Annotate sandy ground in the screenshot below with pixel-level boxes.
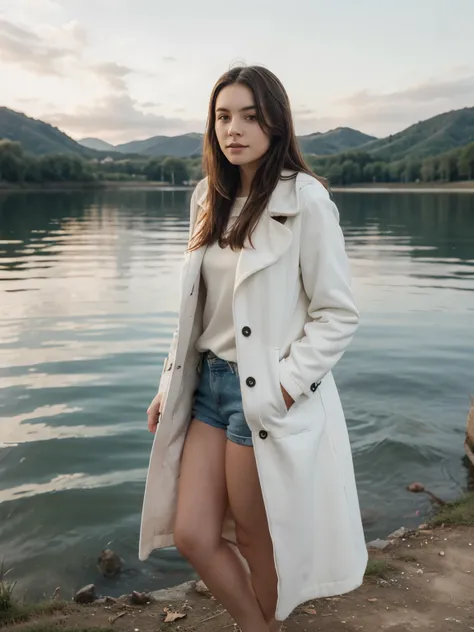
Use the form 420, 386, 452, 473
6, 524, 474, 632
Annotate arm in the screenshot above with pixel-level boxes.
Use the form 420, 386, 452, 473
279, 182, 359, 401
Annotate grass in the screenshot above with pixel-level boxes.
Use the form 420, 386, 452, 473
0, 600, 70, 627
393, 553, 418, 563
1, 558, 72, 628
430, 492, 474, 527
0, 560, 16, 612
364, 558, 394, 579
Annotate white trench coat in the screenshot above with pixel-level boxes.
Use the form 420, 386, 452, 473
139, 171, 368, 621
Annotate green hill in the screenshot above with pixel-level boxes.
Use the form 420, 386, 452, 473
79, 137, 117, 152
361, 107, 474, 161
115, 133, 203, 157
103, 129, 375, 158
298, 127, 375, 155
4, 105, 474, 164
0, 107, 95, 157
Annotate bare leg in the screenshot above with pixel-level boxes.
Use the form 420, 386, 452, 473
226, 441, 281, 630
174, 420, 270, 632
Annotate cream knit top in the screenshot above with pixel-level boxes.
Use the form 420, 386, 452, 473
196, 197, 247, 362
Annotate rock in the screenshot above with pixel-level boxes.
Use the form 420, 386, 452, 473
74, 584, 97, 604
388, 527, 407, 539
418, 524, 429, 530
367, 538, 391, 551
95, 596, 117, 605
416, 569, 424, 575
149, 581, 196, 603
439, 551, 445, 557
194, 580, 211, 596
98, 549, 122, 578
407, 483, 425, 493
130, 591, 150, 605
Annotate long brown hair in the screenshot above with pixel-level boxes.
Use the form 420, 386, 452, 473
189, 65, 326, 251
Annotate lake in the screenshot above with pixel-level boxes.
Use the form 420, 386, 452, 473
0, 188, 473, 600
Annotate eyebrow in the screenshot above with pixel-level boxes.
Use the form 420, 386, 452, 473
216, 105, 257, 113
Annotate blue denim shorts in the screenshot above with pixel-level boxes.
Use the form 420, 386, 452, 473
191, 351, 253, 447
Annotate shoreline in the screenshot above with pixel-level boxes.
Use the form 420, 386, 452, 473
0, 181, 193, 193
2, 492, 473, 632
1, 180, 474, 193
331, 181, 474, 193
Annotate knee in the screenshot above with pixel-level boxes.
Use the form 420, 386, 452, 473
174, 524, 217, 562
174, 525, 198, 559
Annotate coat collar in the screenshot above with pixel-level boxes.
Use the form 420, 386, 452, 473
196, 169, 302, 217
187, 170, 307, 298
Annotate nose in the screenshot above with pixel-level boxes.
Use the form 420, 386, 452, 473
227, 117, 242, 137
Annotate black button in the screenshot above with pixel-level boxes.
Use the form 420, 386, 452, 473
310, 381, 321, 392
259, 430, 268, 439
246, 377, 256, 387
242, 326, 251, 337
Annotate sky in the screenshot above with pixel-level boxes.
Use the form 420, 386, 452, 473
1, 0, 473, 144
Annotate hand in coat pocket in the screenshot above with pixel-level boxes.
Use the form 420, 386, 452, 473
280, 384, 295, 410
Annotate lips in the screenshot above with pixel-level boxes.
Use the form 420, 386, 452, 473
228, 143, 247, 149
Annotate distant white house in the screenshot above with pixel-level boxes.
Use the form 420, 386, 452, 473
100, 156, 114, 164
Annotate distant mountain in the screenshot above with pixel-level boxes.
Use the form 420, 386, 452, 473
79, 137, 117, 152
0, 107, 94, 157
93, 128, 375, 159
360, 107, 474, 161
298, 127, 375, 155
4, 105, 474, 163
115, 133, 204, 157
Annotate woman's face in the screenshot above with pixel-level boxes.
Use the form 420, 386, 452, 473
214, 83, 270, 168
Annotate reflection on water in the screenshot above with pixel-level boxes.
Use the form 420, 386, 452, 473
0, 188, 473, 599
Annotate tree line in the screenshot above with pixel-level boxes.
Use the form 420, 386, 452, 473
0, 141, 202, 185
1, 138, 474, 186
306, 143, 474, 185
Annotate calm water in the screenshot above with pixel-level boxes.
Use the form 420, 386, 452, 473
0, 188, 473, 600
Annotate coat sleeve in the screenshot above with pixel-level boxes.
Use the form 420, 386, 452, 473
157, 180, 206, 395
278, 181, 359, 401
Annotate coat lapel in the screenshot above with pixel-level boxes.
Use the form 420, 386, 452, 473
234, 172, 300, 292
183, 171, 302, 299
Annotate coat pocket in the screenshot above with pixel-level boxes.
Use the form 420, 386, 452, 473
261, 348, 323, 439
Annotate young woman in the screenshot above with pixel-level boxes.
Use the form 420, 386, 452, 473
139, 66, 368, 632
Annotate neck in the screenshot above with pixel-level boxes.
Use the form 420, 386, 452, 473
238, 162, 258, 197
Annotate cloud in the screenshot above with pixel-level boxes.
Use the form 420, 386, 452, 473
341, 74, 474, 108
91, 61, 132, 92
140, 101, 161, 108
163, 56, 177, 63
291, 71, 474, 138
44, 93, 205, 143
0, 17, 84, 75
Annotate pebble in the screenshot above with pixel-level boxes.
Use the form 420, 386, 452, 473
439, 551, 445, 557
416, 569, 423, 575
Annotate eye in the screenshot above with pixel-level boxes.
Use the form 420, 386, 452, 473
217, 114, 229, 121
245, 114, 257, 121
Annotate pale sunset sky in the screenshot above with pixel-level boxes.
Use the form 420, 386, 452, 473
1, 0, 473, 144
